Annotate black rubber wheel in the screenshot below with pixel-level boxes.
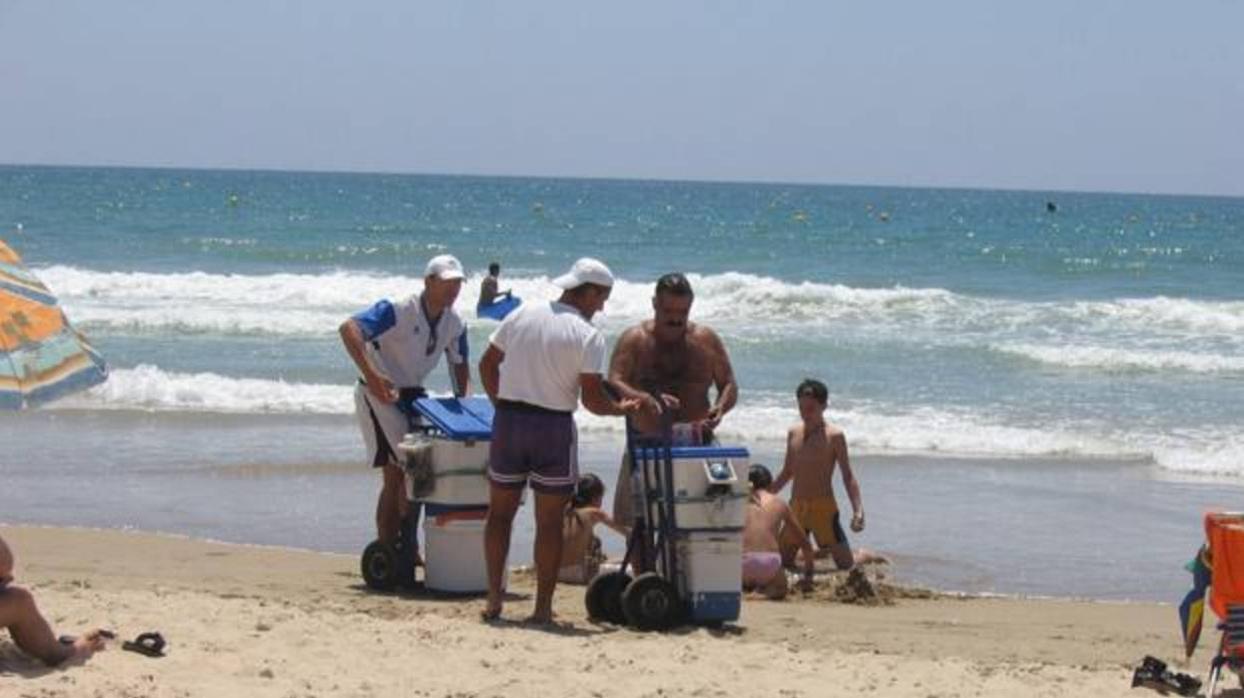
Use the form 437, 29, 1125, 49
585, 571, 632, 624
621, 572, 683, 631
361, 540, 399, 591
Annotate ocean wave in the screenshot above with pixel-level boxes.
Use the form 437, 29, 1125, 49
50, 365, 1242, 475
56, 365, 349, 414
992, 343, 1244, 375
36, 266, 1244, 343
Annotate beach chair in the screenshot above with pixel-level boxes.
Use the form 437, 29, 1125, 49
1203, 512, 1244, 697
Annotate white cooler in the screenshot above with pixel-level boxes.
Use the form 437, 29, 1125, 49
635, 446, 749, 530
675, 532, 743, 622
423, 509, 505, 593
400, 437, 491, 506
396, 396, 495, 507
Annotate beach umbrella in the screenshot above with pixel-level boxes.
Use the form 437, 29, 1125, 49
0, 238, 107, 409
1178, 544, 1212, 660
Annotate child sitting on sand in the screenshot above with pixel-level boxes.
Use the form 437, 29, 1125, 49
770, 378, 883, 570
559, 474, 629, 584
743, 464, 814, 599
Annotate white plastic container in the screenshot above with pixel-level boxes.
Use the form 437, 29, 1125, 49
399, 436, 491, 506
671, 491, 747, 530
676, 533, 742, 595
423, 515, 497, 593
675, 532, 743, 622
636, 446, 749, 530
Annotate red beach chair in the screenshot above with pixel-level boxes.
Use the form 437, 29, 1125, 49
1204, 512, 1244, 697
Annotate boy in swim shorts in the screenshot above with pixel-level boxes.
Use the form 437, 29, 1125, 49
770, 379, 867, 570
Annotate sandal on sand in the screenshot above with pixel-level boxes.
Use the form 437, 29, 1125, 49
122, 632, 167, 658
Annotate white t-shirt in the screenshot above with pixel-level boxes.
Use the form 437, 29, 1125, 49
489, 300, 606, 412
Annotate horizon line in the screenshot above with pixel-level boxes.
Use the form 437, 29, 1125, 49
1, 159, 1240, 203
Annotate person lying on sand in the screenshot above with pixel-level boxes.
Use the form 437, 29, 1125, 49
743, 465, 814, 600
0, 533, 108, 666
559, 474, 629, 585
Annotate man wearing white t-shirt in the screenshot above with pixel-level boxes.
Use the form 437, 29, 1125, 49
478, 257, 644, 624
340, 254, 472, 551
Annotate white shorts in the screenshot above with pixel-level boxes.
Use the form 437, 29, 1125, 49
354, 383, 410, 468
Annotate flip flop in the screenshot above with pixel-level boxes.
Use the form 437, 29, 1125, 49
122, 632, 166, 658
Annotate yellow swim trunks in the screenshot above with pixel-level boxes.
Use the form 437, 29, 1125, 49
792, 496, 848, 548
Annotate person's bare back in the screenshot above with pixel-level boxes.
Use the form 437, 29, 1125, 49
743, 466, 814, 599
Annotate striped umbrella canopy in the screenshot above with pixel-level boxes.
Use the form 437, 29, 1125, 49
0, 238, 107, 409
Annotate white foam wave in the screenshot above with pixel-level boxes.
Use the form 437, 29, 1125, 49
57, 365, 351, 414
994, 343, 1244, 375
1066, 297, 1244, 335
1153, 435, 1244, 476
34, 266, 1244, 346
50, 364, 1243, 475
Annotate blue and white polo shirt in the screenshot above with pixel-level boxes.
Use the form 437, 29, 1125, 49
352, 293, 469, 388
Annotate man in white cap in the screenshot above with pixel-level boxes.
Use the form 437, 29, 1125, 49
478, 257, 646, 624
340, 254, 472, 551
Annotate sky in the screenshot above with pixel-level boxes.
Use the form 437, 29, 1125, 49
0, 1, 1241, 196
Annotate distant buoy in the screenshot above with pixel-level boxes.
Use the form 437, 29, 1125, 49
878, 212, 890, 222
228, 194, 240, 207
1046, 201, 1057, 213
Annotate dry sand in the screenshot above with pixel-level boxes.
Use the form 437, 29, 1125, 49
0, 525, 1203, 697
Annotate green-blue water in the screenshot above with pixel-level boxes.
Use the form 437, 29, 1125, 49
2, 164, 1242, 600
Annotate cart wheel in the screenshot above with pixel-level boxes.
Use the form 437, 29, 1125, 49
361, 540, 399, 591
622, 572, 683, 631
585, 571, 631, 624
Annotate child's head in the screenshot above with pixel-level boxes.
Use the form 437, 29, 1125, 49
748, 464, 773, 491
572, 473, 606, 508
795, 378, 829, 420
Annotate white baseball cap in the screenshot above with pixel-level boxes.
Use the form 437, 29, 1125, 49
552, 257, 615, 290
424, 254, 465, 280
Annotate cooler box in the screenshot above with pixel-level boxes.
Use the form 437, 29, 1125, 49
675, 532, 743, 622
398, 397, 495, 507
423, 504, 501, 593
634, 446, 749, 531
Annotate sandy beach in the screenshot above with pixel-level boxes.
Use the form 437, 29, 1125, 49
0, 524, 1195, 698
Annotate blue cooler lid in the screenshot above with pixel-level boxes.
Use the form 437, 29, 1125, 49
635, 446, 749, 460
413, 396, 494, 440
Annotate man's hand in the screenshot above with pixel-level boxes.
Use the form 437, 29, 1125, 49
365, 373, 397, 403
703, 405, 724, 430
619, 397, 645, 415
850, 511, 865, 533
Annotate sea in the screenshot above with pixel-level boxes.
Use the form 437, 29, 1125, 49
1, 164, 1241, 602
